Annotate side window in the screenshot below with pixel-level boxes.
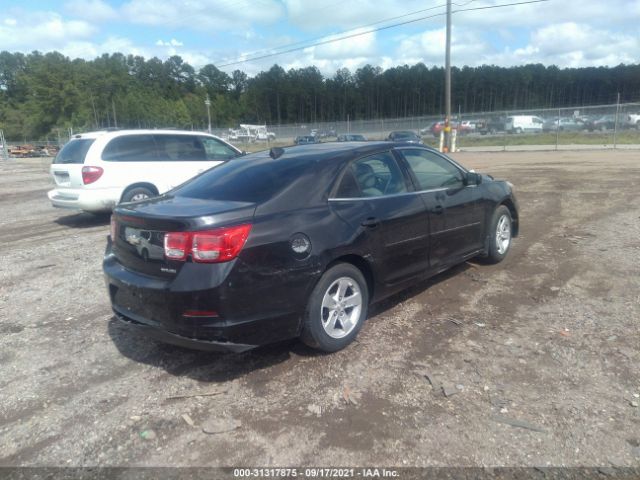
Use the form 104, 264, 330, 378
338, 152, 408, 198
401, 149, 464, 190
154, 135, 207, 161
335, 169, 361, 198
200, 137, 239, 161
102, 135, 157, 162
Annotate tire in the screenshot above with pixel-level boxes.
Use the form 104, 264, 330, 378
121, 186, 155, 204
515, 127, 523, 134
301, 263, 369, 352
484, 205, 513, 264
141, 248, 149, 262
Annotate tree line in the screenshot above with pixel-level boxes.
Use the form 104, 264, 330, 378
0, 50, 639, 140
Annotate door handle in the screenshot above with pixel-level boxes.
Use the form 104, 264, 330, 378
432, 205, 444, 215
361, 217, 380, 228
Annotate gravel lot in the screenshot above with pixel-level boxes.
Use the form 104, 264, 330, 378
1, 150, 639, 469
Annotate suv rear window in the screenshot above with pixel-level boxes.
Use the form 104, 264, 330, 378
53, 139, 94, 164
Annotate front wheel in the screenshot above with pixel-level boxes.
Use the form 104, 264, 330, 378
484, 205, 513, 264
301, 263, 369, 352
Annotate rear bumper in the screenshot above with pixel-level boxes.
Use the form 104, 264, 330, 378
113, 306, 256, 353
48, 187, 121, 212
103, 251, 305, 351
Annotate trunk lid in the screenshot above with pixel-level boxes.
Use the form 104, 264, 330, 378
111, 195, 256, 278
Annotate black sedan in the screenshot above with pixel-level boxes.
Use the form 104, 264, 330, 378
337, 134, 367, 142
104, 142, 519, 353
294, 135, 318, 145
387, 130, 423, 144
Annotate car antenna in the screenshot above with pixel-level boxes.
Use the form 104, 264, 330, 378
269, 147, 284, 159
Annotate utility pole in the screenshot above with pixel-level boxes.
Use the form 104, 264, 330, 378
205, 94, 212, 133
444, 0, 452, 152
112, 98, 118, 128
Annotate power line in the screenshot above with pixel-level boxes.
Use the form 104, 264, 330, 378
214, 0, 550, 69
213, 1, 458, 65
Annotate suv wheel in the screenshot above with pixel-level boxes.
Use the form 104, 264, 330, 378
301, 263, 369, 352
121, 186, 155, 204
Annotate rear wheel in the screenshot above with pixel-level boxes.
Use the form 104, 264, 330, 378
121, 186, 155, 204
484, 205, 513, 264
301, 263, 368, 352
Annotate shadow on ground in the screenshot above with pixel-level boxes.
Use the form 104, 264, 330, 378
54, 211, 110, 228
107, 261, 475, 383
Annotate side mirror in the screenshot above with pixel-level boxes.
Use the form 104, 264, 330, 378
464, 171, 482, 185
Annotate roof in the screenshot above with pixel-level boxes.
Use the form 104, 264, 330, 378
73, 129, 223, 140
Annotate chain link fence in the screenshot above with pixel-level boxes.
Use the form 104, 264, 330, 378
217, 102, 640, 152
4, 102, 640, 157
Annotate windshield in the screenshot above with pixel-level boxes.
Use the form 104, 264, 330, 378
173, 154, 315, 203
53, 139, 95, 164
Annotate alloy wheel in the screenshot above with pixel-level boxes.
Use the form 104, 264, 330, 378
320, 277, 362, 339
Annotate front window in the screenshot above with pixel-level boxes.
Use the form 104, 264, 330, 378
335, 152, 408, 198
199, 137, 239, 161
400, 149, 464, 190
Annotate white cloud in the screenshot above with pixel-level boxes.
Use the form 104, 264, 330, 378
0, 11, 95, 51
156, 38, 184, 47
120, 0, 284, 31
483, 23, 640, 67
64, 0, 117, 22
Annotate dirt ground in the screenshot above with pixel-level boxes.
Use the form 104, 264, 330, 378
1, 150, 639, 469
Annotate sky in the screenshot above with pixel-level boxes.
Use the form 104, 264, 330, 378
0, 0, 639, 76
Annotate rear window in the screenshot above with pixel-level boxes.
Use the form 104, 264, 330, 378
53, 139, 94, 164
173, 155, 314, 203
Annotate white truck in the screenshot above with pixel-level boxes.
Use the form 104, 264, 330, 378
229, 124, 276, 142
505, 115, 544, 134
628, 113, 640, 129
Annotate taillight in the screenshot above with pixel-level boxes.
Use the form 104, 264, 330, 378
163, 224, 252, 263
164, 232, 190, 261
82, 166, 103, 184
110, 215, 117, 240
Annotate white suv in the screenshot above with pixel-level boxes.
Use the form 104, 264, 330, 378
48, 129, 242, 213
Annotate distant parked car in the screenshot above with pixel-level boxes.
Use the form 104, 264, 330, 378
627, 113, 640, 129
505, 115, 544, 134
294, 135, 318, 145
542, 117, 586, 132
337, 134, 367, 142
425, 120, 463, 137
387, 130, 423, 144
588, 115, 617, 131
477, 117, 506, 135
47, 129, 242, 213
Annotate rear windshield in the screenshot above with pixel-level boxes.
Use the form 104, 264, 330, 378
173, 155, 314, 203
53, 139, 94, 164
394, 132, 418, 139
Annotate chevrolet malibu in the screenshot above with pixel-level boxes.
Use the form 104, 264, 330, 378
104, 142, 519, 353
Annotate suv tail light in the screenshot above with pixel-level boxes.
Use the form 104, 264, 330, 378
164, 225, 252, 263
82, 166, 104, 184
110, 215, 117, 240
